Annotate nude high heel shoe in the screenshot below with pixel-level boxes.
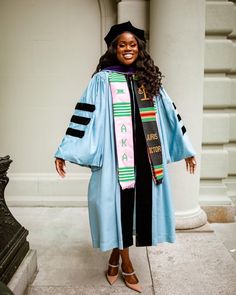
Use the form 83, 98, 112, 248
106, 263, 119, 285
122, 270, 142, 293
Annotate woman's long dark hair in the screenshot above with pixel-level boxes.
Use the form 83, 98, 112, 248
94, 35, 163, 98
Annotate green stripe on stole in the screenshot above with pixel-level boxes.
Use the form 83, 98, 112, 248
109, 72, 127, 82
113, 102, 131, 117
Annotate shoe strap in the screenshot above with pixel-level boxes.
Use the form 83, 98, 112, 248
108, 263, 119, 268
122, 271, 135, 276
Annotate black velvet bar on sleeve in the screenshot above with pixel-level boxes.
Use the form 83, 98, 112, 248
70, 115, 91, 125
75, 102, 95, 112
66, 128, 85, 138
181, 125, 186, 135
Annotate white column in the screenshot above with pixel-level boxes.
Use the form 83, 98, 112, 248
117, 0, 149, 32
150, 0, 207, 229
1, 0, 101, 206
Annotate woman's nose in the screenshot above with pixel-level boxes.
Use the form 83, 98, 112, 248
124, 45, 131, 51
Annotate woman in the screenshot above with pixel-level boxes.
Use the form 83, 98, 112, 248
55, 21, 197, 293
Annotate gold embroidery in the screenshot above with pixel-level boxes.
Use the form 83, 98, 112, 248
148, 146, 161, 154
138, 87, 143, 95
146, 133, 158, 141
138, 85, 149, 101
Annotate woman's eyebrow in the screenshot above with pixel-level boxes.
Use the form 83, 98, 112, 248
118, 40, 136, 44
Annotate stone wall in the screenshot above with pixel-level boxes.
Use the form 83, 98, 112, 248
200, 0, 236, 220
2, 0, 236, 218
0, 0, 116, 206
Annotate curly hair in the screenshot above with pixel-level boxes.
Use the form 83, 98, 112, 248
94, 34, 163, 98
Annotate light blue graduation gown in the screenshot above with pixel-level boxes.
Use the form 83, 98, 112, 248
55, 70, 196, 252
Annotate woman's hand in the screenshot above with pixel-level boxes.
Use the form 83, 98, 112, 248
55, 158, 66, 178
185, 156, 197, 174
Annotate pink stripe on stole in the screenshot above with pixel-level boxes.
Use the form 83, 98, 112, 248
114, 117, 134, 166
110, 82, 130, 103
110, 81, 135, 189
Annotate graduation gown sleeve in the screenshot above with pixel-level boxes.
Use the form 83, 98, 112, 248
157, 86, 196, 164
54, 73, 105, 170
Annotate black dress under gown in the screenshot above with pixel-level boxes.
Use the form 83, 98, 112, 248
120, 75, 153, 248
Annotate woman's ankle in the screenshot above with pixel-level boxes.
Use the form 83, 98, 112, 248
121, 260, 134, 272
109, 248, 120, 265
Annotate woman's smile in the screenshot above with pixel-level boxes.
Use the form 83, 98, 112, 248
123, 53, 133, 59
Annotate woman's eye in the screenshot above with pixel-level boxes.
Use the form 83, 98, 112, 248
118, 43, 137, 49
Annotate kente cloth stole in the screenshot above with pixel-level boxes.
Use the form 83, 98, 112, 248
132, 80, 163, 184
108, 72, 163, 189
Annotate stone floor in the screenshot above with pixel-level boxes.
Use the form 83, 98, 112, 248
9, 207, 236, 295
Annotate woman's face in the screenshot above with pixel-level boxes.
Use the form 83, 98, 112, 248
116, 32, 139, 66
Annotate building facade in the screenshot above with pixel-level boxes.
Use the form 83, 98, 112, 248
0, 0, 235, 226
